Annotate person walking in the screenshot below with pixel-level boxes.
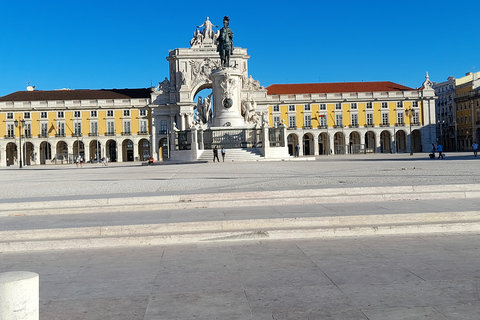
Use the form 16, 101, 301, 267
295, 143, 300, 157
221, 147, 226, 162
213, 146, 220, 162
473, 141, 478, 157
437, 143, 444, 159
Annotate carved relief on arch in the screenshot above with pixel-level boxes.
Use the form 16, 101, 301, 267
189, 58, 221, 89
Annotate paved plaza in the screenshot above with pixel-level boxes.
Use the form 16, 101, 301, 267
1, 153, 480, 319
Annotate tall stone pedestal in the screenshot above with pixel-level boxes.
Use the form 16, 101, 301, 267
0, 271, 39, 320
211, 68, 244, 127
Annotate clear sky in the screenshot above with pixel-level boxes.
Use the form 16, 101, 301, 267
1, 0, 479, 97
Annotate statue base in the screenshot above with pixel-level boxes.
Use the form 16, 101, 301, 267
210, 68, 244, 127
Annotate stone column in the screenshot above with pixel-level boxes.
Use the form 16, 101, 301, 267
211, 68, 244, 127
0, 271, 39, 320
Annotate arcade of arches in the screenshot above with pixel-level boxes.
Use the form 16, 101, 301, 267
288, 129, 422, 156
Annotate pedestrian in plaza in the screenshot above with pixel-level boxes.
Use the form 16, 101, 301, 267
79, 156, 83, 167
473, 141, 478, 157
295, 143, 300, 157
430, 143, 436, 159
221, 147, 226, 162
437, 143, 444, 159
213, 146, 220, 162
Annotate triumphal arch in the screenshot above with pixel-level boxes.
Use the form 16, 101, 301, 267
149, 16, 289, 161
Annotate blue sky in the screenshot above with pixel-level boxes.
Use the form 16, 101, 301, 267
1, 0, 479, 97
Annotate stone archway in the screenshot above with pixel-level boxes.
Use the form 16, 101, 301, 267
287, 133, 299, 156
73, 140, 85, 160
302, 133, 314, 155
56, 141, 68, 163
122, 139, 134, 162
318, 132, 329, 155
6, 142, 16, 166
24, 142, 34, 165
396, 130, 407, 153
39, 141, 52, 164
365, 131, 376, 153
138, 138, 150, 161
380, 131, 391, 153
106, 140, 117, 162
334, 132, 345, 154
349, 131, 361, 154
89, 140, 101, 162
159, 138, 168, 161
412, 129, 422, 152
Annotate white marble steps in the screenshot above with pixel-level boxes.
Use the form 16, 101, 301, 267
2, 184, 480, 217
197, 148, 264, 162
1, 210, 480, 252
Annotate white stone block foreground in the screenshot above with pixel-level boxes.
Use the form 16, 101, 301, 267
0, 271, 39, 320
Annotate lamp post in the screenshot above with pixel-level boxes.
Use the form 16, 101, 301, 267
405, 108, 413, 155
14, 119, 25, 168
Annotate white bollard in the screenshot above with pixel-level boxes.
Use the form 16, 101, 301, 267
0, 271, 39, 320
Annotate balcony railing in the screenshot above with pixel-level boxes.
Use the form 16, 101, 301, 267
137, 131, 149, 135
5, 134, 15, 139
55, 133, 65, 137
88, 133, 98, 137
121, 131, 131, 136
104, 132, 116, 136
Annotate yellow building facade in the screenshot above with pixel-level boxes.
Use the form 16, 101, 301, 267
0, 89, 152, 167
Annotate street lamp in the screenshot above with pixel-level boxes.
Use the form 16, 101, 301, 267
14, 119, 25, 168
405, 108, 413, 155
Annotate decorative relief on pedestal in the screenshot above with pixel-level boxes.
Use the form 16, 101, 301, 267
242, 75, 262, 91
219, 73, 236, 109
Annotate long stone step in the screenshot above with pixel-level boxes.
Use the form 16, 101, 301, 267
1, 210, 480, 252
2, 184, 480, 216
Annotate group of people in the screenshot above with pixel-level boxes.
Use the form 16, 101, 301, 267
213, 146, 226, 162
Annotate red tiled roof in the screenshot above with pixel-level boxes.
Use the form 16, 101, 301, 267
0, 88, 152, 101
266, 81, 415, 95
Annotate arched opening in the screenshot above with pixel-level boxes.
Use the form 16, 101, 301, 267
318, 132, 328, 155
349, 131, 361, 154
396, 130, 407, 153
122, 139, 134, 161
380, 131, 391, 153
138, 138, 150, 161
73, 140, 85, 161
89, 140, 101, 162
365, 131, 376, 153
194, 88, 213, 125
56, 141, 68, 163
24, 142, 34, 165
6, 142, 16, 166
39, 141, 52, 164
411, 129, 422, 152
287, 133, 299, 156
302, 133, 314, 155
334, 132, 345, 154
106, 140, 117, 162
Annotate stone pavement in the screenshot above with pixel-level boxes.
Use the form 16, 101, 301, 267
1, 152, 480, 319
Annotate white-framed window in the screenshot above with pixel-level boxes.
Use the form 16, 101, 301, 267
351, 113, 358, 126
273, 105, 280, 112
335, 114, 343, 127
319, 115, 327, 127
288, 116, 296, 128
288, 105, 295, 112
74, 122, 82, 135
107, 110, 114, 117
6, 112, 13, 119
57, 122, 65, 136
74, 111, 81, 118
123, 120, 131, 134
366, 113, 373, 125
412, 101, 419, 108
413, 111, 419, 124
273, 116, 281, 126
160, 120, 167, 134
7, 123, 14, 137
107, 121, 115, 135
41, 123, 48, 137
24, 112, 30, 119
366, 102, 372, 109
335, 103, 341, 110
57, 111, 64, 118
140, 120, 148, 134
397, 112, 404, 125
350, 103, 357, 109
24, 123, 31, 137
397, 102, 403, 108
90, 110, 97, 118
124, 110, 130, 117
381, 102, 388, 109
90, 122, 98, 135
319, 104, 326, 110
140, 110, 147, 116
41, 112, 48, 118
304, 115, 311, 127
382, 113, 389, 125
304, 104, 311, 111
